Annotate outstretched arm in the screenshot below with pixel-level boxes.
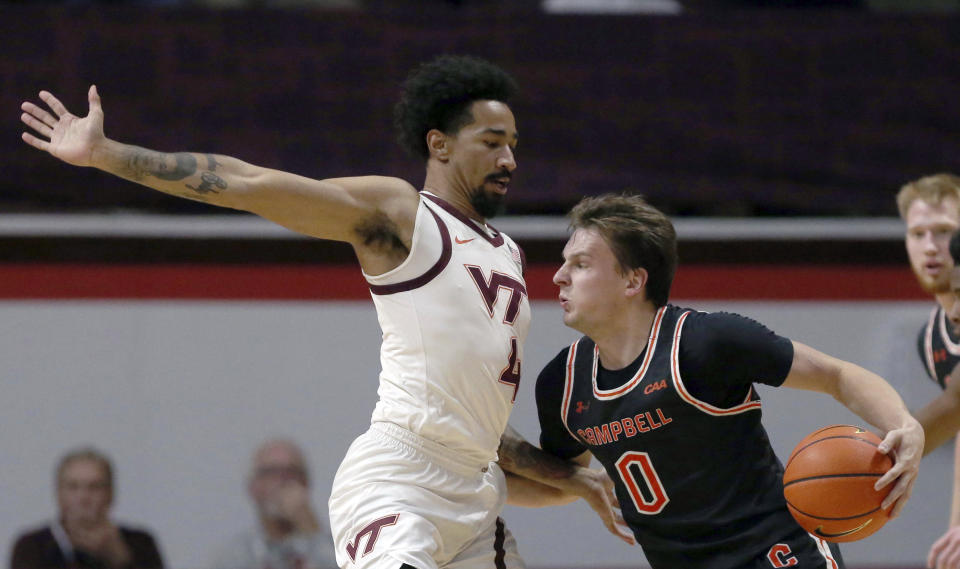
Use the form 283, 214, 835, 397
781, 341, 924, 518
21, 86, 419, 267
497, 425, 634, 544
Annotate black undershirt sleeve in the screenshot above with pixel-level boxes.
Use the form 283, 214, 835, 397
535, 347, 588, 460
677, 310, 794, 408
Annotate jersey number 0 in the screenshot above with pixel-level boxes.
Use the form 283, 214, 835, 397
615, 451, 670, 514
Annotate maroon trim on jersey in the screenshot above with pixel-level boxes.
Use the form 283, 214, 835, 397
421, 192, 505, 247
493, 517, 507, 569
367, 205, 452, 296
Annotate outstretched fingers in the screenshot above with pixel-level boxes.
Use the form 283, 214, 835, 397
39, 90, 69, 118
21, 110, 53, 138
21, 131, 50, 152
21, 101, 58, 129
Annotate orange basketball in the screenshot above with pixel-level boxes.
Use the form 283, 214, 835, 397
782, 425, 894, 543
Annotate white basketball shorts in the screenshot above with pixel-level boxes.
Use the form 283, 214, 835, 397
328, 422, 525, 569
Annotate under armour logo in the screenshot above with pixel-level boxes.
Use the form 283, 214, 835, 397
345, 514, 399, 562
575, 401, 590, 414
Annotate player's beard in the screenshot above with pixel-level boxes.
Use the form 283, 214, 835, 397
470, 175, 508, 219
912, 264, 950, 294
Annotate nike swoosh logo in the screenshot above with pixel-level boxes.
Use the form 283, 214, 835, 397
455, 237, 475, 244
814, 520, 872, 539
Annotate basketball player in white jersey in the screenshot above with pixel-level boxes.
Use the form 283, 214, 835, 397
20, 55, 627, 569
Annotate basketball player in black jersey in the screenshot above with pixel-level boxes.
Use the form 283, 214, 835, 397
897, 174, 960, 569
533, 194, 923, 569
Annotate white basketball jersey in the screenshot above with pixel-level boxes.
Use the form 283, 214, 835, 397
364, 192, 531, 467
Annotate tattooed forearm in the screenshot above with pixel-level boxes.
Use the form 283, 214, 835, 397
124, 149, 198, 182
172, 191, 211, 203
121, 150, 227, 198
185, 153, 227, 195
186, 171, 228, 195
498, 425, 577, 479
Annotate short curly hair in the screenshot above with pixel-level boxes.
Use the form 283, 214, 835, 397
394, 55, 518, 160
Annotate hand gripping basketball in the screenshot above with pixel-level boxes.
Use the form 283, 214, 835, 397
782, 425, 894, 543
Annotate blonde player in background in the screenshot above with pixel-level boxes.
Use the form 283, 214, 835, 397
897, 174, 960, 569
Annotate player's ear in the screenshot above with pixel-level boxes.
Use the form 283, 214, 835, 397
625, 267, 647, 298
426, 129, 450, 162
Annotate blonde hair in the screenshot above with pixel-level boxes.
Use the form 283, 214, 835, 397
896, 173, 960, 219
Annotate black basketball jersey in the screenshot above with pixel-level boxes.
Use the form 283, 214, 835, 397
536, 305, 843, 569
917, 306, 960, 389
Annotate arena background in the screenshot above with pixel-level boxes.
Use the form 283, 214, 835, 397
2, 2, 959, 568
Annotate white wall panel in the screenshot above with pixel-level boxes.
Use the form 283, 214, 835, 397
0, 300, 945, 568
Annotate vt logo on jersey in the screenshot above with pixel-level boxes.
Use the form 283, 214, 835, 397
465, 265, 527, 325
345, 514, 399, 562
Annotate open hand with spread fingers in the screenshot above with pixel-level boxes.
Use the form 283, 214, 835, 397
21, 85, 105, 167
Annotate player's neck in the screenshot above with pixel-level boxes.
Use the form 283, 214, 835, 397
422, 171, 484, 223
935, 291, 954, 311
593, 306, 657, 370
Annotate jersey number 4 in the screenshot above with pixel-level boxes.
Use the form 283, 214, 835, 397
467, 266, 526, 402
615, 451, 669, 515
499, 336, 521, 402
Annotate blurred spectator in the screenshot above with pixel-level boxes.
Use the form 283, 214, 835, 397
9, 447, 164, 569
211, 439, 336, 569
